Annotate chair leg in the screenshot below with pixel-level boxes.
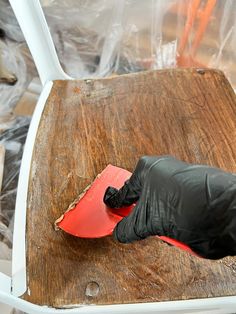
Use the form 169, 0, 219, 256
191, 0, 217, 56
178, 0, 201, 56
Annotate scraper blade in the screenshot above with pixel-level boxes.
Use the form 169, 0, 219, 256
56, 165, 134, 238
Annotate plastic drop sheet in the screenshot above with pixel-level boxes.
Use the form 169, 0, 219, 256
0, 117, 30, 259
41, 0, 236, 88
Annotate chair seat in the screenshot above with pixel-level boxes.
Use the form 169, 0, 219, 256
22, 68, 236, 308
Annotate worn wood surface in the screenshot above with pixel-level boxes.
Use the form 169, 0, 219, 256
23, 69, 236, 307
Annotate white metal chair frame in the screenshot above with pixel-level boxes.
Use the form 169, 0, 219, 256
0, 0, 236, 313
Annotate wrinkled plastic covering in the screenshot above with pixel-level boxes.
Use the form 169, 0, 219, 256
0, 40, 35, 113
0, 0, 236, 259
0, 1, 24, 42
41, 0, 236, 87
0, 117, 30, 259
0, 0, 37, 260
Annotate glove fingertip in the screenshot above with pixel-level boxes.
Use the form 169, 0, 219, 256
103, 186, 119, 208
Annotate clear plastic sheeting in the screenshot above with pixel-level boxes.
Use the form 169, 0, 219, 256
0, 38, 37, 125
41, 0, 122, 78
0, 116, 30, 260
0, 0, 24, 42
1, 0, 236, 83
41, 0, 236, 87
0, 40, 31, 113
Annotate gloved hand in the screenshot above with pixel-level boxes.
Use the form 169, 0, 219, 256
103, 156, 236, 259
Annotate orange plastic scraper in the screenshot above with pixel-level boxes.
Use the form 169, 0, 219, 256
56, 165, 134, 238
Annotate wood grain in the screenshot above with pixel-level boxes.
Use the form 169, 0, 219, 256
23, 68, 236, 307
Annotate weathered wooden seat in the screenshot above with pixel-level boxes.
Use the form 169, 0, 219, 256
24, 68, 236, 307
1, 1, 236, 313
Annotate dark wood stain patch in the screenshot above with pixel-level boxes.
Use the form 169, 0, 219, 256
23, 69, 236, 307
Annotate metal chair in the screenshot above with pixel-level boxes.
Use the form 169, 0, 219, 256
1, 0, 236, 313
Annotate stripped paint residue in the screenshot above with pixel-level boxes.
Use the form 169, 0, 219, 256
73, 86, 81, 94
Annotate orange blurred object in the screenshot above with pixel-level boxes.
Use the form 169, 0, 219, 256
177, 0, 217, 67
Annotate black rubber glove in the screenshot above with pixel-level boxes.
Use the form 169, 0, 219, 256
104, 156, 236, 259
